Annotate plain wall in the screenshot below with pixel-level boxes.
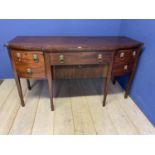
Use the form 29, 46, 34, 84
119, 19, 155, 126
0, 19, 121, 78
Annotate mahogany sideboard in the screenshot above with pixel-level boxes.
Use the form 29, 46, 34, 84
5, 36, 143, 111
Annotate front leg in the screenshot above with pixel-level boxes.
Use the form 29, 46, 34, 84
124, 48, 142, 98
15, 76, 25, 107
48, 66, 54, 111
124, 72, 134, 98
111, 76, 116, 85
103, 64, 113, 106
26, 79, 31, 90
45, 54, 54, 111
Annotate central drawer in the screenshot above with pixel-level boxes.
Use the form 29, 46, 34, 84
49, 52, 112, 65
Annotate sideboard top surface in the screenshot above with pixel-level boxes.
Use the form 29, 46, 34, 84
6, 36, 144, 51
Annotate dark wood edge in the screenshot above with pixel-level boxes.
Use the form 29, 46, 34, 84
5, 45, 143, 52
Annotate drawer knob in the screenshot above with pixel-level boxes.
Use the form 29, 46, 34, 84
16, 52, 21, 61
124, 65, 128, 71
120, 52, 125, 58
97, 54, 102, 60
133, 51, 136, 56
33, 54, 39, 63
26, 68, 32, 75
59, 55, 64, 64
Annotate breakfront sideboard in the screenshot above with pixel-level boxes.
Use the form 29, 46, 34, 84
5, 36, 143, 111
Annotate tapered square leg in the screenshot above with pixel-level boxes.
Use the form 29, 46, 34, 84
125, 48, 141, 98
112, 76, 116, 85
45, 53, 54, 111
103, 76, 111, 106
103, 63, 113, 107
50, 99, 54, 111
103, 77, 108, 106
26, 79, 31, 90
15, 76, 25, 107
47, 67, 54, 111
124, 73, 133, 98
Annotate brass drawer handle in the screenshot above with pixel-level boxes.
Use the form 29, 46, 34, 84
97, 54, 102, 61
26, 68, 32, 75
16, 52, 21, 61
124, 65, 128, 71
33, 54, 39, 63
120, 52, 125, 58
59, 54, 64, 64
133, 51, 136, 56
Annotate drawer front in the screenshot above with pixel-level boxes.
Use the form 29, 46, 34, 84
112, 49, 138, 76
112, 63, 134, 76
16, 65, 45, 78
11, 50, 46, 78
49, 52, 112, 65
12, 50, 45, 66
114, 49, 137, 65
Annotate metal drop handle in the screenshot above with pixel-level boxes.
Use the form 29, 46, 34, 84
16, 52, 21, 61
124, 65, 128, 71
26, 68, 32, 75
33, 54, 39, 63
133, 51, 136, 56
59, 54, 64, 63
97, 54, 102, 60
120, 52, 125, 58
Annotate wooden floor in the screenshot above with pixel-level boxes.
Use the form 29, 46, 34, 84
0, 78, 154, 135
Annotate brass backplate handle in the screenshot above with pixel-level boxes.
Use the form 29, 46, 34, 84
16, 52, 21, 61
124, 65, 128, 71
33, 54, 39, 63
120, 52, 125, 58
26, 68, 32, 75
133, 51, 136, 56
16, 52, 21, 58
59, 54, 64, 63
97, 54, 102, 60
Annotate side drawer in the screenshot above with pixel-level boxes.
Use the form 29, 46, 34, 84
49, 52, 113, 65
114, 49, 137, 65
12, 50, 45, 66
16, 65, 45, 79
10, 50, 46, 79
112, 63, 134, 76
112, 48, 138, 76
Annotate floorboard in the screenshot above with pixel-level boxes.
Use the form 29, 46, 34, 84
53, 80, 74, 134
80, 78, 118, 134
9, 80, 42, 135
0, 80, 15, 110
110, 82, 155, 134
32, 81, 54, 135
0, 78, 154, 135
94, 79, 139, 134
69, 79, 96, 135
0, 79, 27, 134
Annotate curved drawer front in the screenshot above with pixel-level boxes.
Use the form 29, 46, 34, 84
112, 48, 138, 76
12, 50, 45, 65
112, 63, 134, 76
49, 52, 113, 65
114, 49, 137, 65
11, 50, 46, 78
16, 65, 45, 78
